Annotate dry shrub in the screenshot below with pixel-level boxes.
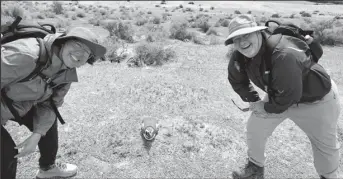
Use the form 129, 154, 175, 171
52, 1, 63, 14
169, 21, 192, 41
130, 42, 176, 67
135, 18, 148, 26
89, 18, 101, 26
103, 20, 135, 43
99, 9, 107, 16
191, 33, 206, 45
271, 13, 281, 18
310, 19, 343, 45
103, 38, 128, 63
37, 14, 45, 19
185, 7, 193, 12
206, 27, 219, 36
301, 18, 343, 46
146, 24, 167, 42
76, 11, 86, 18
45, 12, 56, 18
3, 6, 24, 18
191, 15, 211, 33
234, 10, 241, 14
162, 13, 172, 21
55, 19, 70, 29
301, 11, 311, 17
209, 35, 222, 45
152, 16, 161, 24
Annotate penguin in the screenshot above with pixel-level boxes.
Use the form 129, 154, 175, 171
141, 117, 159, 141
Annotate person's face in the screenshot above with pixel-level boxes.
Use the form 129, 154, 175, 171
60, 40, 93, 68
232, 31, 262, 58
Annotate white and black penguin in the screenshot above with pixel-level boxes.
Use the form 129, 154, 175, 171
140, 117, 159, 141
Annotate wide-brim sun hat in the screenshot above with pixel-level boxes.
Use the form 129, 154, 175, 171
224, 14, 268, 46
56, 27, 107, 59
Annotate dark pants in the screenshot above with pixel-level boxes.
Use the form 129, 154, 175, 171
1, 109, 58, 179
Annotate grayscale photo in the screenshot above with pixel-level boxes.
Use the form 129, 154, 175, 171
1, 1, 343, 178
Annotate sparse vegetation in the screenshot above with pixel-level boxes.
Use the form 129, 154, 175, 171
300, 11, 311, 17
52, 1, 63, 14
135, 18, 148, 26
103, 20, 135, 43
192, 17, 211, 33
234, 10, 241, 14
71, 15, 77, 20
130, 42, 176, 67
206, 27, 219, 36
152, 16, 161, 24
169, 21, 192, 41
3, 2, 343, 179
76, 11, 86, 18
271, 13, 281, 18
3, 6, 24, 18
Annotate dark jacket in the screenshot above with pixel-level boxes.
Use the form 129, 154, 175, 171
228, 32, 331, 114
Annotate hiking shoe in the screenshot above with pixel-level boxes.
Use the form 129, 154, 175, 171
36, 162, 77, 179
232, 160, 264, 179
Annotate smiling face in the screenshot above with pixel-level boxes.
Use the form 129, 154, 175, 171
60, 40, 92, 68
232, 31, 263, 58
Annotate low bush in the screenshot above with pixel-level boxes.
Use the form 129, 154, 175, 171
301, 12, 311, 17
131, 42, 176, 67
52, 1, 63, 14
152, 16, 161, 24
76, 11, 86, 18
169, 22, 192, 41
3, 6, 24, 18
271, 13, 280, 18
234, 10, 241, 14
103, 20, 135, 43
135, 18, 148, 26
206, 27, 219, 36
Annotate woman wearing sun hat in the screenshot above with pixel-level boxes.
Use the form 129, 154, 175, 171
1, 27, 107, 179
226, 14, 341, 179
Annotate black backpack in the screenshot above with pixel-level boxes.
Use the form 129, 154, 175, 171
1, 16, 65, 125
263, 20, 324, 101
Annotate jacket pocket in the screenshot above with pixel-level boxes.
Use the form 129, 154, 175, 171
5, 77, 46, 101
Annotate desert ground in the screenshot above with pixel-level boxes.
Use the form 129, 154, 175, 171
1, 1, 343, 178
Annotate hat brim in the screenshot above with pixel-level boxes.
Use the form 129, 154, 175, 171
224, 26, 268, 46
57, 36, 107, 59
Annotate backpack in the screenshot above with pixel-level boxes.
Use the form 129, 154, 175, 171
1, 16, 65, 125
263, 20, 324, 102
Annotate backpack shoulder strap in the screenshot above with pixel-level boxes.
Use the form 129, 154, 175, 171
18, 38, 49, 83
264, 33, 282, 101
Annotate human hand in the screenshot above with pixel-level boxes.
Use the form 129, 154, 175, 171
304, 35, 314, 44
14, 133, 41, 158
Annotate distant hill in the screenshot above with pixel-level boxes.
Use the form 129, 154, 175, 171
306, 0, 343, 4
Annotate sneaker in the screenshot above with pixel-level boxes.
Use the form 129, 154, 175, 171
36, 162, 77, 179
232, 160, 264, 179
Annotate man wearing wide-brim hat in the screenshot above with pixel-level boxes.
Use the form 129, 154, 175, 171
1, 27, 107, 179
226, 14, 341, 179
